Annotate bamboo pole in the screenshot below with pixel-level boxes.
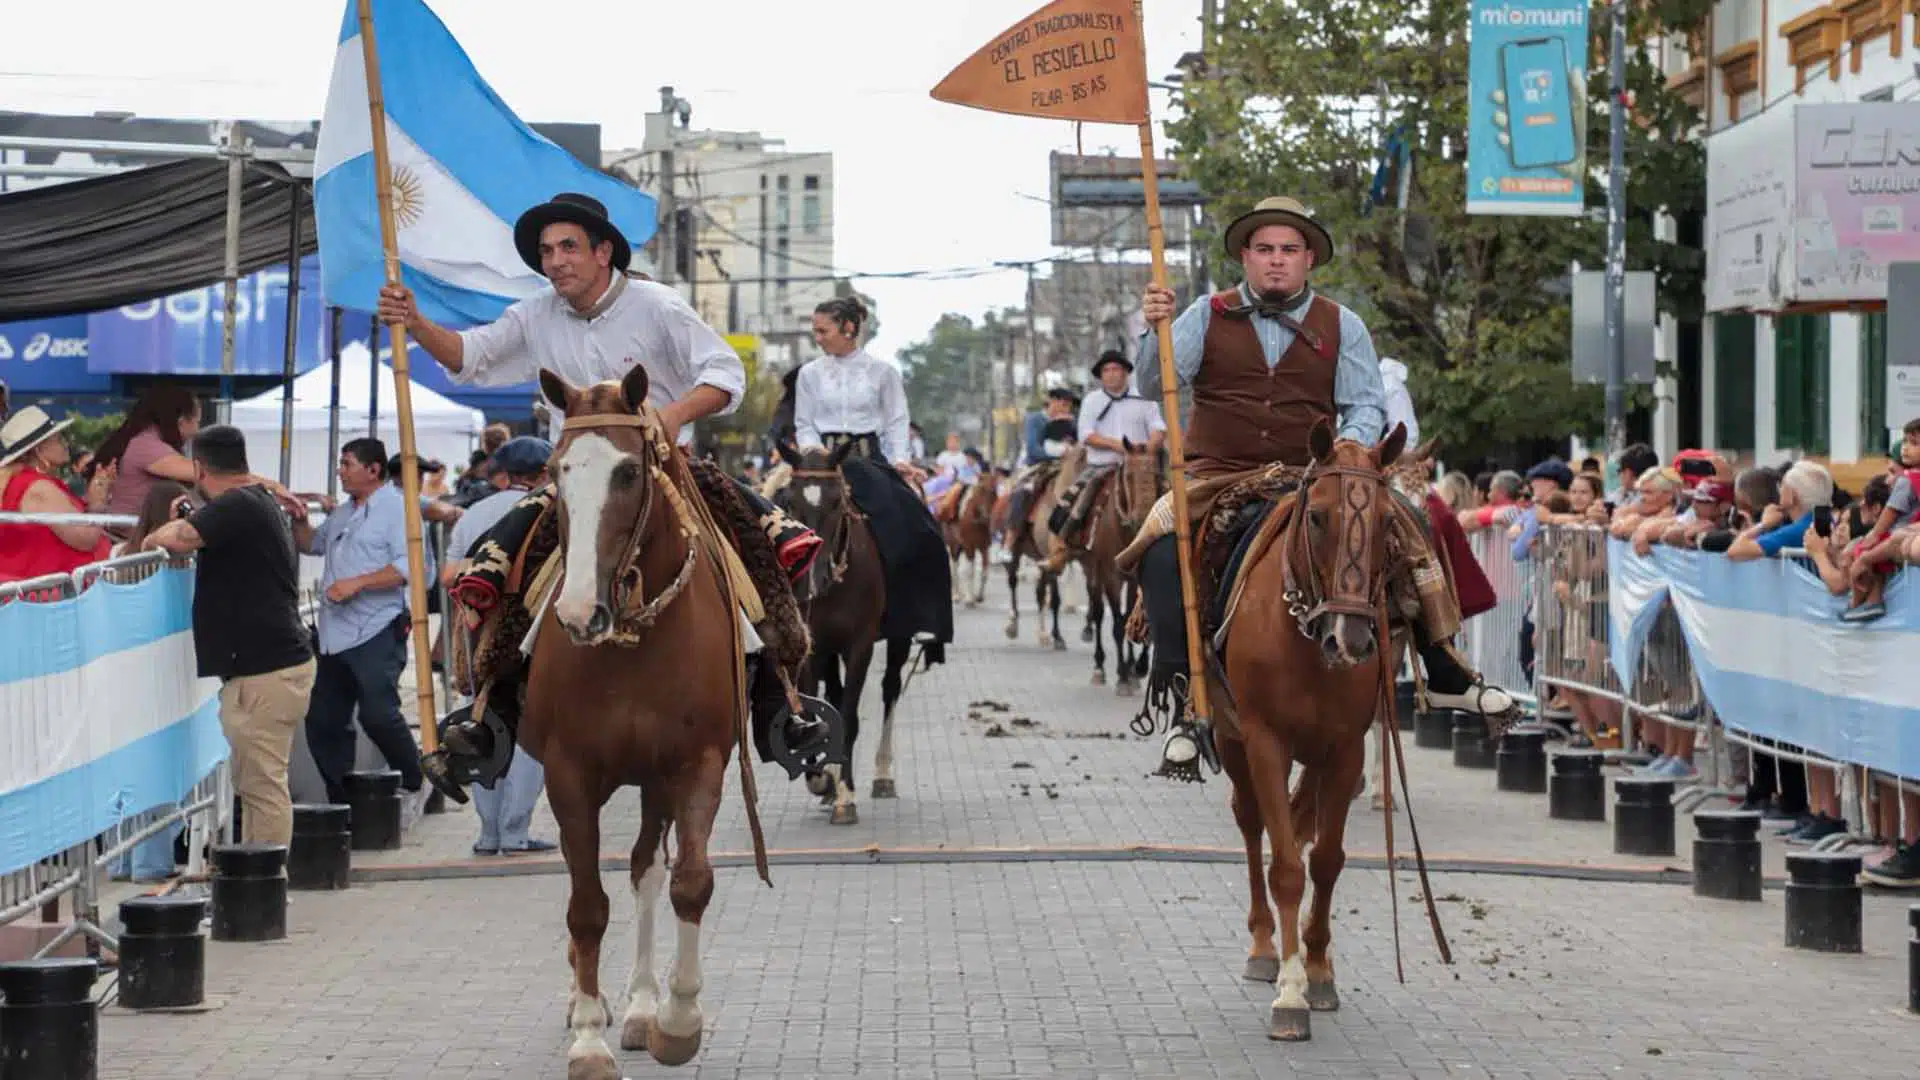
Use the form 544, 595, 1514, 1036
1132, 0, 1211, 735
355, 0, 438, 752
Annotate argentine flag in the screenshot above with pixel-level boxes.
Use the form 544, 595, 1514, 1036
315, 0, 656, 328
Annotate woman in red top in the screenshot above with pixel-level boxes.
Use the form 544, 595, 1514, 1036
0, 406, 115, 585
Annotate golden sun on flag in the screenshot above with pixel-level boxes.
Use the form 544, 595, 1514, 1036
389, 166, 426, 229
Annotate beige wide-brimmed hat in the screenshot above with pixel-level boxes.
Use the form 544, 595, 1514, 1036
0, 406, 73, 468
1222, 196, 1334, 267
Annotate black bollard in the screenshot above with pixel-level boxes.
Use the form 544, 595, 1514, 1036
1612, 776, 1676, 856
1413, 707, 1453, 750
1393, 681, 1417, 732
1548, 750, 1606, 822
288, 804, 353, 891
209, 843, 288, 943
116, 895, 206, 1009
1784, 851, 1862, 953
0, 958, 98, 1080
1451, 713, 1495, 770
1495, 728, 1548, 793
345, 769, 403, 851
1908, 905, 1919, 1014
1691, 810, 1763, 901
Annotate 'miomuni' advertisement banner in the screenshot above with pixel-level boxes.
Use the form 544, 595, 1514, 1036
1466, 0, 1590, 217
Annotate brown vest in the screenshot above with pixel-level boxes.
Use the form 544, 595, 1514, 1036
1185, 291, 1342, 478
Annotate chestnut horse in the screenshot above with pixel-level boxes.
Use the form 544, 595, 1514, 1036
525, 367, 766, 1078
1213, 419, 1444, 1043
774, 442, 918, 824
1082, 447, 1161, 694
945, 476, 994, 607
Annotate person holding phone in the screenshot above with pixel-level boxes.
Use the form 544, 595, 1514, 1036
1727, 461, 1832, 562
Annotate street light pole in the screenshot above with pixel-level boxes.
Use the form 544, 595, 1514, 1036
1604, 0, 1629, 458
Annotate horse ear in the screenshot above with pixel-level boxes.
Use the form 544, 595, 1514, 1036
1411, 437, 1437, 464
775, 442, 802, 468
1378, 422, 1408, 469
1309, 418, 1335, 462
538, 368, 576, 414
828, 440, 857, 468
620, 365, 651, 413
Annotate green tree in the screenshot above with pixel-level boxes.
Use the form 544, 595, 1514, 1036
1167, 0, 1706, 461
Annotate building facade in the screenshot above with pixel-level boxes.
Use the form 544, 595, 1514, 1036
1690, 0, 1919, 470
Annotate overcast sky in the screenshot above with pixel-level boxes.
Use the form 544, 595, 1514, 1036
6, 0, 1205, 367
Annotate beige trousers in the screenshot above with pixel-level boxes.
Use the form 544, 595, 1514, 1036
218, 659, 318, 848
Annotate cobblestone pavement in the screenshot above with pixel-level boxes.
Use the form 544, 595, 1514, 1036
95, 602, 1920, 1078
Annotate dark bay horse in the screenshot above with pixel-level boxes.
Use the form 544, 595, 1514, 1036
774, 442, 916, 823
1082, 447, 1161, 694
944, 475, 994, 607
1213, 419, 1422, 1043
525, 366, 765, 1076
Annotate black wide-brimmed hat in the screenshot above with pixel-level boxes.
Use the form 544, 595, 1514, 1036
1090, 348, 1132, 379
513, 192, 631, 274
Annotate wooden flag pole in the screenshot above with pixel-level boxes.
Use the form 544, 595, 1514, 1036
928, 0, 1209, 734
1131, 1, 1212, 734
355, 0, 438, 753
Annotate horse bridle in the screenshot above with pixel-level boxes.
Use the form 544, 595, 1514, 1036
556, 413, 700, 637
787, 464, 862, 603
1280, 456, 1390, 640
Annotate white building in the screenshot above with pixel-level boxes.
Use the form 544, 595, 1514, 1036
1689, 0, 1920, 470
606, 110, 836, 374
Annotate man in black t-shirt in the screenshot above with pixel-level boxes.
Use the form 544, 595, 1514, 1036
142, 425, 316, 849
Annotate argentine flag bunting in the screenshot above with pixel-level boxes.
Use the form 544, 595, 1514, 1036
315, 0, 656, 328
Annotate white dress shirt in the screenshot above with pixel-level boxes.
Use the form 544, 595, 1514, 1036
792, 348, 912, 462
1077, 391, 1166, 466
452, 274, 745, 446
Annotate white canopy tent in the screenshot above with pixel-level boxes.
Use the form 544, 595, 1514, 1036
229, 342, 485, 497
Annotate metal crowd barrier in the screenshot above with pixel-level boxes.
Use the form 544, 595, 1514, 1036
0, 549, 233, 959
1525, 524, 1914, 838
1456, 527, 1538, 711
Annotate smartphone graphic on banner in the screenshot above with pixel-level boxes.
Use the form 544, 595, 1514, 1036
1500, 37, 1576, 169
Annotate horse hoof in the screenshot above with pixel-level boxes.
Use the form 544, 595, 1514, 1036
1004, 623, 1018, 640
830, 804, 859, 826
1242, 954, 1280, 983
1116, 680, 1136, 697
1269, 1005, 1312, 1042
1091, 671, 1106, 686
646, 1018, 703, 1067
1080, 625, 1095, 643
1051, 638, 1067, 652
568, 1052, 621, 1080
620, 1013, 651, 1051
1306, 980, 1340, 1012
871, 778, 897, 799
804, 772, 832, 798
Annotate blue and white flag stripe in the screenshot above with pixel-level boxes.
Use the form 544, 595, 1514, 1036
0, 567, 225, 874
315, 0, 657, 328
1607, 538, 1920, 780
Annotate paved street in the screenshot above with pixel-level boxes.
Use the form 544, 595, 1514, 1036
98, 600, 1920, 1078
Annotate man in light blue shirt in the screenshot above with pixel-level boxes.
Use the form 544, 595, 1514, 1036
1128, 196, 1514, 777
289, 436, 426, 803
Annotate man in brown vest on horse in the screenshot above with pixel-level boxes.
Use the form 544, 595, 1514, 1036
374, 192, 829, 798
1124, 196, 1516, 775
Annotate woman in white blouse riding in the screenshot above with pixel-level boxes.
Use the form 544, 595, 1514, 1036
786, 296, 953, 659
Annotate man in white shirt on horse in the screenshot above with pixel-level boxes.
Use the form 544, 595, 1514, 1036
1044, 349, 1165, 571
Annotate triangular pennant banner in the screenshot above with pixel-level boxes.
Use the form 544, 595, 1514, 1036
931, 0, 1148, 126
